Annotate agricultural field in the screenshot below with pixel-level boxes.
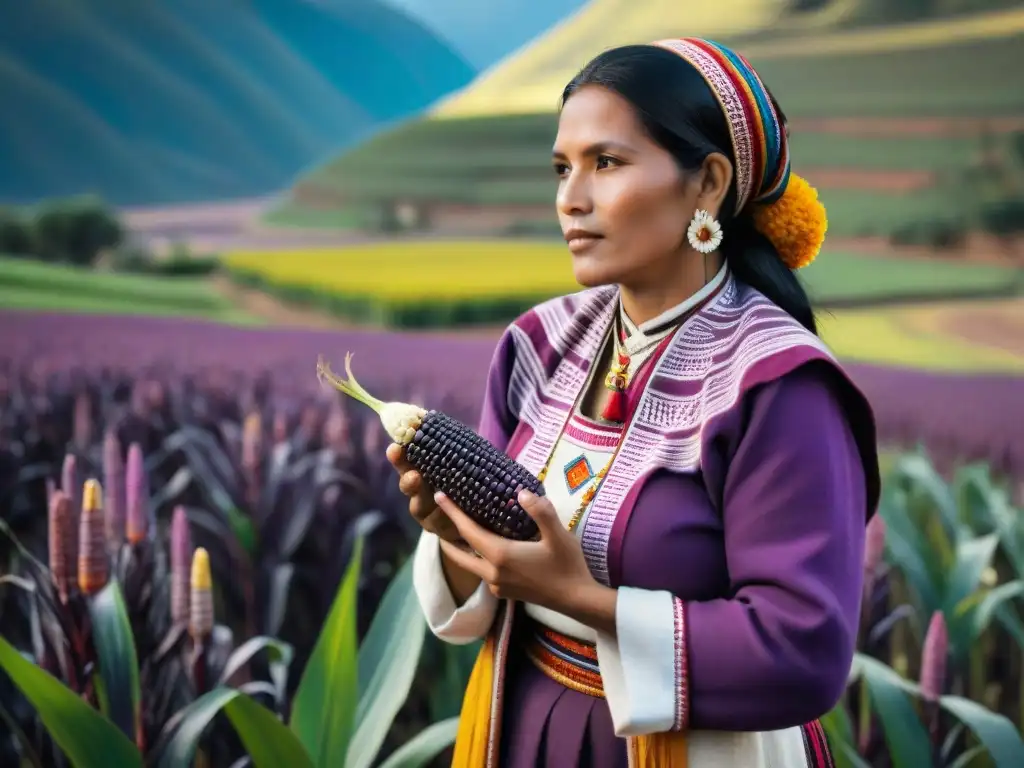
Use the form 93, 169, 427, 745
221, 240, 1019, 313
0, 256, 262, 325
2, 305, 1022, 767
269, 9, 1024, 238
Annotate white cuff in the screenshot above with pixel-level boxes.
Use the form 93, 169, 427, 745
412, 531, 498, 645
595, 587, 679, 736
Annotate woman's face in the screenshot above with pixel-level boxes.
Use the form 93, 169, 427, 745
552, 84, 702, 291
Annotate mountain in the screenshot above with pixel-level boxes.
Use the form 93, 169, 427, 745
0, 0, 474, 206
380, 0, 588, 69
430, 0, 791, 119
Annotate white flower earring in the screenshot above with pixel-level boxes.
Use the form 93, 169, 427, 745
687, 209, 722, 254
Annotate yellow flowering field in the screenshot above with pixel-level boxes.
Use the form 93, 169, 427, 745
222, 240, 581, 302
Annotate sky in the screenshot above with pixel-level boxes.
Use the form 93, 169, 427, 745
380, 0, 587, 69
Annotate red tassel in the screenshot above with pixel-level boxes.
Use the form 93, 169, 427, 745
601, 389, 628, 423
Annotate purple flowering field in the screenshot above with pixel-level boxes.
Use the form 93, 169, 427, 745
3, 309, 1022, 480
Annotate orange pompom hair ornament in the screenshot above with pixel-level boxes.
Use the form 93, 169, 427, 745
751, 173, 828, 270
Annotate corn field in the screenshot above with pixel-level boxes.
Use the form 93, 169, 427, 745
1, 317, 1023, 766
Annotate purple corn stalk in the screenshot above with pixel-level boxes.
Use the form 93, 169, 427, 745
272, 411, 288, 445
102, 429, 126, 547
920, 611, 948, 703
61, 454, 81, 565
189, 547, 214, 697
72, 392, 92, 451
125, 442, 148, 545
77, 479, 109, 596
241, 412, 262, 510
48, 491, 75, 602
129, 380, 149, 418
170, 506, 191, 625
920, 611, 948, 750
299, 404, 320, 442
323, 400, 351, 458
862, 515, 886, 600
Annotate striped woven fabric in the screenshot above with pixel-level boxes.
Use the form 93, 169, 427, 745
524, 620, 837, 767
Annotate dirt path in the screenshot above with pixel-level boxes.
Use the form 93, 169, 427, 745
801, 167, 935, 192
826, 234, 1024, 265
891, 297, 1024, 357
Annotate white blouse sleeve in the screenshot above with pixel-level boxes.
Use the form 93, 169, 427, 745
595, 586, 684, 736
412, 530, 499, 645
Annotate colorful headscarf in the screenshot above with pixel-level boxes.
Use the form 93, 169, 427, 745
651, 37, 827, 270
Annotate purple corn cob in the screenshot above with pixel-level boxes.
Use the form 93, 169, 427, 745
102, 429, 126, 546
920, 611, 948, 703
170, 506, 192, 625
48, 491, 75, 602
78, 479, 109, 595
125, 442, 148, 545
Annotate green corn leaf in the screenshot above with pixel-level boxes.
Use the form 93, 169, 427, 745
218, 636, 294, 705
156, 687, 313, 768
852, 654, 932, 768
893, 453, 959, 534
87, 581, 141, 743
0, 635, 142, 768
940, 694, 1024, 768
969, 580, 1024, 640
879, 486, 941, 613
946, 533, 999, 611
347, 556, 427, 768
290, 537, 363, 766
223, 688, 314, 768
155, 687, 237, 768
377, 717, 460, 768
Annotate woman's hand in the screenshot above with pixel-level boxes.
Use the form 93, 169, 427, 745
386, 443, 463, 543
434, 489, 618, 633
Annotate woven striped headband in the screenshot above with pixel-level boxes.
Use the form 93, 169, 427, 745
651, 37, 791, 215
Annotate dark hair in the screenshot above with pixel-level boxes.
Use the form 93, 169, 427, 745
560, 45, 817, 334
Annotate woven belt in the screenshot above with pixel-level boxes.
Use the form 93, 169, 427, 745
524, 623, 604, 698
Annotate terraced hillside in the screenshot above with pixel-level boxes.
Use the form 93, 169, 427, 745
0, 0, 474, 206
273, 5, 1024, 239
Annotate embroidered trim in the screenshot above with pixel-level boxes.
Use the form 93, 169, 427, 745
652, 39, 755, 212
564, 414, 621, 449
672, 597, 691, 731
801, 719, 837, 768
525, 624, 604, 698
563, 454, 595, 494
510, 274, 835, 585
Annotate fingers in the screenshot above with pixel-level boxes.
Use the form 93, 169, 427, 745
386, 442, 412, 474
518, 490, 561, 539
439, 539, 492, 582
398, 469, 422, 498
434, 491, 501, 559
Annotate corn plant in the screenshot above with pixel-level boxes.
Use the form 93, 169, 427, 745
0, 471, 287, 766
823, 450, 1024, 767
0, 536, 457, 768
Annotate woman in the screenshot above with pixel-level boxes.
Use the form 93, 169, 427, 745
388, 37, 880, 767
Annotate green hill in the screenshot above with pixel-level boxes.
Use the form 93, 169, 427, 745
0, 0, 474, 206
272, 7, 1024, 238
